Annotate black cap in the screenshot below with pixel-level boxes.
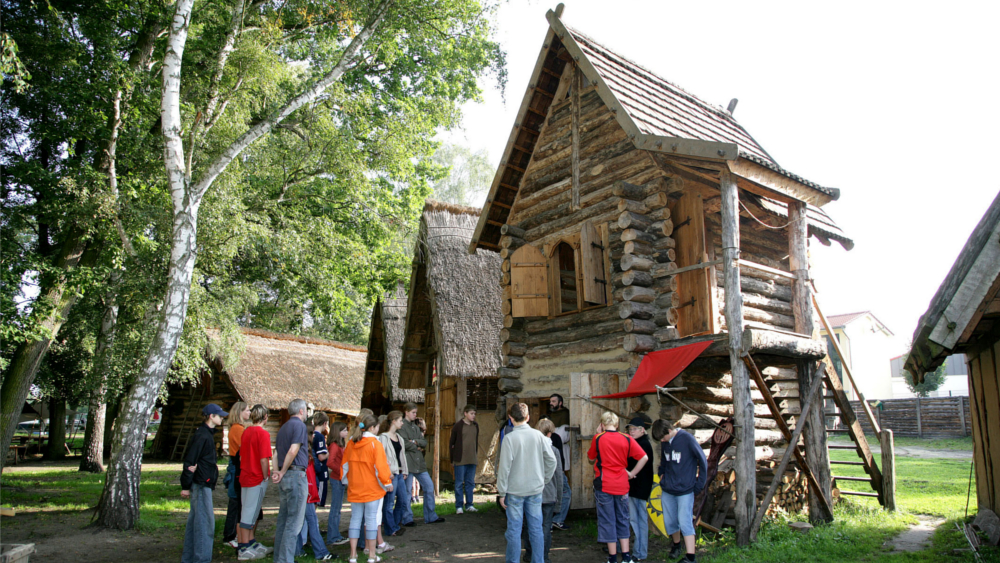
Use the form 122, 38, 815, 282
202, 403, 229, 417
626, 417, 650, 429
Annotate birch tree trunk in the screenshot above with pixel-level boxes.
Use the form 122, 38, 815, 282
79, 278, 121, 473
94, 0, 391, 529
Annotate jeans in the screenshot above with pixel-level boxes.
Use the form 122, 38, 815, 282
454, 464, 476, 509
181, 484, 214, 563
504, 493, 543, 563
316, 471, 329, 507
296, 503, 331, 558
394, 472, 413, 525
223, 476, 242, 542
274, 471, 308, 563
594, 490, 629, 544
628, 496, 649, 559
403, 471, 439, 523
349, 499, 383, 540
555, 473, 571, 524
382, 473, 404, 536
662, 491, 695, 537
523, 502, 556, 563
326, 478, 345, 544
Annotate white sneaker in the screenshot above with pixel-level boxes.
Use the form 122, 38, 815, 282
226, 539, 239, 548
237, 547, 262, 561
456, 507, 464, 514
377, 542, 395, 553
252, 543, 273, 557
465, 505, 478, 513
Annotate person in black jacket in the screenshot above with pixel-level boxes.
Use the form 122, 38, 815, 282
625, 418, 655, 561
181, 403, 227, 563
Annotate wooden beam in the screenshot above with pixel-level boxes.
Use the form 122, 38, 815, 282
720, 168, 755, 547
741, 326, 827, 360
738, 259, 795, 280
571, 65, 581, 211
789, 201, 834, 523
728, 158, 835, 207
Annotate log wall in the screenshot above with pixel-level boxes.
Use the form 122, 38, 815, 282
847, 396, 972, 438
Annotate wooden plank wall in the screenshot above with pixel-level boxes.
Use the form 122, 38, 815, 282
968, 340, 999, 512
846, 397, 972, 438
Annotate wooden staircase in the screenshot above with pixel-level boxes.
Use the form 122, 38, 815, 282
170, 388, 203, 461
822, 361, 884, 503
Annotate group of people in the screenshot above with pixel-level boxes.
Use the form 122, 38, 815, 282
179, 400, 452, 563
496, 396, 707, 563
178, 393, 707, 563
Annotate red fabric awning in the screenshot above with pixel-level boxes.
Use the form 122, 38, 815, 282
593, 340, 714, 399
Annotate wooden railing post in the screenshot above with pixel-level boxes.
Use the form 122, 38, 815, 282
916, 396, 922, 438
880, 429, 897, 511
957, 397, 967, 436
719, 169, 756, 546
789, 201, 833, 523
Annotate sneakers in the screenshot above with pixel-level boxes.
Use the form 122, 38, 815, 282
237, 547, 263, 560
552, 521, 569, 531
465, 505, 478, 512
427, 517, 446, 524
329, 538, 350, 546
456, 507, 464, 514
621, 554, 635, 563
226, 539, 239, 548
376, 542, 395, 554
252, 542, 273, 557
668, 542, 684, 559
317, 555, 338, 561
403, 521, 416, 527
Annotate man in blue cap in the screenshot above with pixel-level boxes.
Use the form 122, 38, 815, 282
181, 403, 227, 563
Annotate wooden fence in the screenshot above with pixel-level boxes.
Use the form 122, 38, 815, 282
845, 396, 972, 438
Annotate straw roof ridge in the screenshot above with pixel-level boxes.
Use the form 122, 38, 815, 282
239, 327, 367, 352
423, 199, 482, 217
421, 207, 503, 379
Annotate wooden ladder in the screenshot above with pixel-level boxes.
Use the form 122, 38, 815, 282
170, 389, 202, 461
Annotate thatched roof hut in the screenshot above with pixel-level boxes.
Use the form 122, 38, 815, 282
398, 201, 504, 390
361, 284, 422, 414
153, 328, 366, 459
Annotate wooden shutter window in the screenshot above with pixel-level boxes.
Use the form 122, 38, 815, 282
510, 244, 549, 317
671, 192, 715, 337
580, 220, 607, 305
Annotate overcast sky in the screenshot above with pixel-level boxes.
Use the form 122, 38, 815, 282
448, 0, 1000, 352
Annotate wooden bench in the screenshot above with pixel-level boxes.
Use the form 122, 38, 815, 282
7, 445, 27, 465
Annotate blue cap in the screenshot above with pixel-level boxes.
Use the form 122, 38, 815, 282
202, 403, 228, 417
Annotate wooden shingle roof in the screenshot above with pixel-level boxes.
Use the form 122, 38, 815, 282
470, 10, 844, 253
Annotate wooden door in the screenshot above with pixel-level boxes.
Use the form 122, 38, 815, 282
475, 415, 499, 483
568, 372, 628, 509
670, 192, 715, 337
437, 377, 458, 477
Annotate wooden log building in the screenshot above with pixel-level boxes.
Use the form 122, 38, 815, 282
154, 328, 366, 460
361, 283, 423, 415
906, 190, 1000, 516
397, 201, 505, 486
468, 7, 871, 539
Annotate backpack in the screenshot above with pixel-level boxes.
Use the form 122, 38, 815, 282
224, 457, 238, 499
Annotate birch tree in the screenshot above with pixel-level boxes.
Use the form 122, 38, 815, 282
95, 0, 503, 528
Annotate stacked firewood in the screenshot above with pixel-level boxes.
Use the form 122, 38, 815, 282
701, 458, 819, 528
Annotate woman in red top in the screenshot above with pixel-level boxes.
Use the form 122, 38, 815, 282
343, 413, 392, 563
326, 421, 348, 546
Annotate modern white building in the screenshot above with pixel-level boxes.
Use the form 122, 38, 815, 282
889, 353, 969, 398
820, 311, 902, 400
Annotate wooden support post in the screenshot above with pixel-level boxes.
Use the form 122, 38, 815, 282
788, 201, 833, 524
751, 370, 825, 541
880, 429, 897, 511
433, 357, 442, 497
915, 396, 922, 438
720, 169, 755, 546
958, 397, 967, 436
571, 66, 581, 211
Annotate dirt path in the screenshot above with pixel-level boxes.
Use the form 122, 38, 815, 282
830, 441, 972, 460
884, 514, 944, 552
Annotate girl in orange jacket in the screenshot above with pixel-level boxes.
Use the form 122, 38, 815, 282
342, 413, 392, 563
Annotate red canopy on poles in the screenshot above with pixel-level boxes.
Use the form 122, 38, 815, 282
593, 340, 714, 399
